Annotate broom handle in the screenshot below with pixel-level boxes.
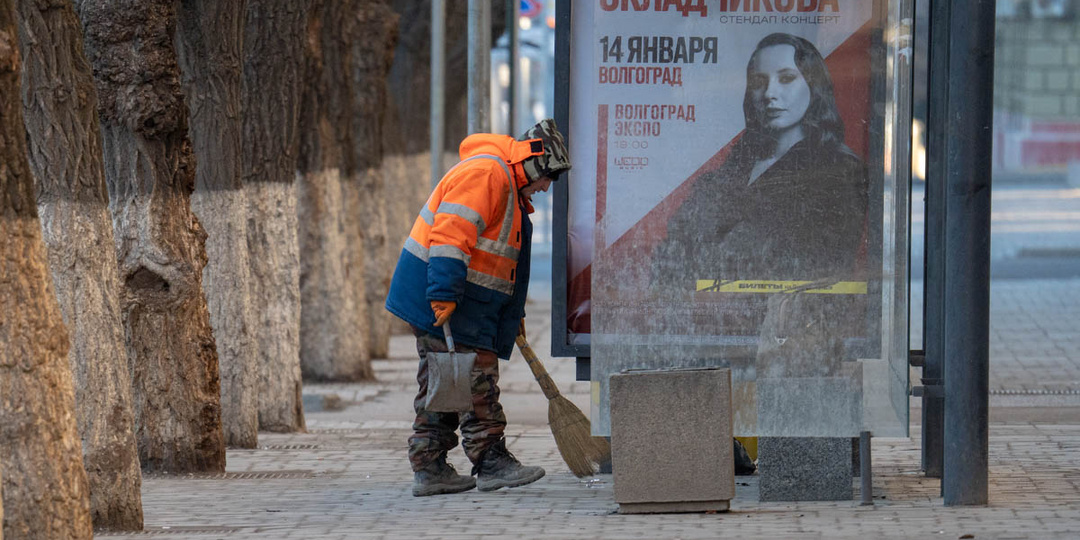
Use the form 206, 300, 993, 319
515, 334, 561, 401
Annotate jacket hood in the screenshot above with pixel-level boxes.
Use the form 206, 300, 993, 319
459, 133, 543, 190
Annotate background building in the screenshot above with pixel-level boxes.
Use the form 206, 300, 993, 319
994, 0, 1080, 180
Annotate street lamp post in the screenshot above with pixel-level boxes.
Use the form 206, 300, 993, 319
430, 0, 445, 189
468, 0, 491, 134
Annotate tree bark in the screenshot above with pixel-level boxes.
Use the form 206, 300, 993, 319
297, 0, 372, 381
0, 2, 94, 537
243, 0, 306, 432
177, 0, 258, 449
15, 0, 143, 530
352, 2, 398, 359
74, 0, 226, 473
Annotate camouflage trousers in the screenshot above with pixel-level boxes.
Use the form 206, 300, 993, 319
408, 327, 507, 472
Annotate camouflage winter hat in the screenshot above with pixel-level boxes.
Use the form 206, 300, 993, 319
520, 118, 571, 182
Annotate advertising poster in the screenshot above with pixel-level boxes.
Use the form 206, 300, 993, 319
559, 0, 909, 437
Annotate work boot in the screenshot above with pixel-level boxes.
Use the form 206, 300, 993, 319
475, 441, 545, 492
412, 455, 476, 497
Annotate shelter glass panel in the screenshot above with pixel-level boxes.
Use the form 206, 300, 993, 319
564, 0, 913, 438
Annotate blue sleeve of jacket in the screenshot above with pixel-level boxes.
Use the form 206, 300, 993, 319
426, 257, 467, 301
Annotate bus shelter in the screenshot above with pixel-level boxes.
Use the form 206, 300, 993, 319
550, 0, 993, 506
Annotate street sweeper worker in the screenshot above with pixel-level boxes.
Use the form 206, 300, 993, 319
386, 118, 572, 497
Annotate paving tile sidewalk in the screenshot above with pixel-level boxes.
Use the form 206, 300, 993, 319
98, 423, 1080, 539
911, 279, 1080, 395
98, 295, 1080, 539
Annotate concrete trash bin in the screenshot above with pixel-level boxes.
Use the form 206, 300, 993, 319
610, 367, 735, 514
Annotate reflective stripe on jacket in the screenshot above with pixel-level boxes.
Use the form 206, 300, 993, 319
385, 134, 541, 359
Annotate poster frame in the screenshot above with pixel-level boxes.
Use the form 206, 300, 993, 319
552, 0, 588, 358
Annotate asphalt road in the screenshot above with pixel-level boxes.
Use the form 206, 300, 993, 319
886, 183, 1078, 280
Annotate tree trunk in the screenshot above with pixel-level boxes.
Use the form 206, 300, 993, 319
352, 2, 398, 359
15, 0, 143, 530
297, 0, 371, 381
74, 0, 226, 473
0, 2, 94, 537
177, 0, 258, 449
243, 0, 308, 432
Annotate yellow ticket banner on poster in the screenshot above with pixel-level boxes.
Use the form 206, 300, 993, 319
695, 280, 868, 294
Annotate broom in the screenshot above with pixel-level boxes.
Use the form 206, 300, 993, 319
516, 328, 611, 478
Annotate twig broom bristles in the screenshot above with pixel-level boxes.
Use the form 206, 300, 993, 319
516, 332, 611, 478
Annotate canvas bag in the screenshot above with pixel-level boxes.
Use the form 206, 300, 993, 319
423, 322, 476, 412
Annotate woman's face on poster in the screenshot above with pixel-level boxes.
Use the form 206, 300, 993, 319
748, 44, 811, 134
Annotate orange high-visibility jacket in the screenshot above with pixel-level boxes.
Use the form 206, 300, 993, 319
385, 133, 543, 359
